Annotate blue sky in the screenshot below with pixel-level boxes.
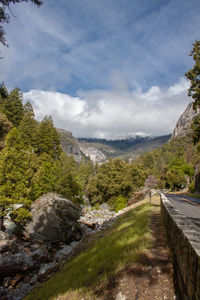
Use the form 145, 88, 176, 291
0, 0, 200, 138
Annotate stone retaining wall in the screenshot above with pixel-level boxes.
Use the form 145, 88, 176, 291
160, 193, 200, 300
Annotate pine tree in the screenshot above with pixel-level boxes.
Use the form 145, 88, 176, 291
1, 88, 24, 126
0, 112, 12, 150
185, 40, 200, 110
36, 116, 62, 159
0, 127, 35, 230
30, 153, 57, 200
54, 153, 83, 204
18, 101, 37, 149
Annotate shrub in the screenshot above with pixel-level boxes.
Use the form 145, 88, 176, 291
115, 195, 127, 212
189, 181, 195, 193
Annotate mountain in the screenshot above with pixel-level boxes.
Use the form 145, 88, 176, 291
57, 128, 171, 164
78, 135, 171, 163
171, 102, 199, 139
57, 128, 83, 162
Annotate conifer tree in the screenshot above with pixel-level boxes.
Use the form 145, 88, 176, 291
185, 40, 200, 110
18, 101, 37, 148
54, 153, 83, 204
30, 153, 57, 200
0, 127, 35, 229
0, 112, 12, 149
36, 116, 61, 159
1, 87, 24, 126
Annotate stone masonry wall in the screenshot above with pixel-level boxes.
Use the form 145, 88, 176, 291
160, 193, 200, 300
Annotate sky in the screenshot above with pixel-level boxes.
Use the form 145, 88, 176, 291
0, 0, 200, 138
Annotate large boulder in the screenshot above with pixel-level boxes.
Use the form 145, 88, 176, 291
25, 193, 81, 243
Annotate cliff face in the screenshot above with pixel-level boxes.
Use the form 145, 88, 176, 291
57, 128, 83, 162
79, 145, 107, 164
171, 102, 199, 138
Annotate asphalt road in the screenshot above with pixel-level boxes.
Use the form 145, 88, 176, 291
165, 193, 200, 227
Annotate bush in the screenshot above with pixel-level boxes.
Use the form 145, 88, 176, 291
189, 181, 195, 193
115, 195, 127, 212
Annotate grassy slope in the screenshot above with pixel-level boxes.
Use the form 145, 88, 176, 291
26, 202, 154, 300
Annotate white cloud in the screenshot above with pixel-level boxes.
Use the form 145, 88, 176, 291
23, 77, 191, 139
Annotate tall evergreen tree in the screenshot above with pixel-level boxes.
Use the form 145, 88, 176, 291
18, 101, 37, 148
54, 153, 83, 204
36, 116, 61, 159
185, 40, 200, 110
30, 153, 57, 200
1, 88, 24, 126
0, 112, 12, 149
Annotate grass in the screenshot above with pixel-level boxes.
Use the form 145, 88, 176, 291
25, 202, 155, 300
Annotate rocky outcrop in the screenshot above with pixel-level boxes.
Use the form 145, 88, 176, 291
0, 236, 82, 300
79, 145, 107, 164
171, 102, 200, 138
57, 128, 83, 162
25, 193, 81, 243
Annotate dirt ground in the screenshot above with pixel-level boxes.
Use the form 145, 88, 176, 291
94, 199, 179, 300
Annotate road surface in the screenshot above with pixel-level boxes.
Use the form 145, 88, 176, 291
165, 193, 200, 227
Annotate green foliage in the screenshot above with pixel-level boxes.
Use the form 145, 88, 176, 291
0, 128, 36, 199
18, 101, 37, 148
185, 40, 200, 110
0, 88, 24, 126
36, 116, 62, 159
115, 195, 127, 212
30, 153, 57, 200
0, 112, 12, 149
189, 181, 195, 193
54, 153, 83, 204
77, 159, 95, 189
87, 158, 132, 207
191, 115, 200, 145
165, 157, 193, 191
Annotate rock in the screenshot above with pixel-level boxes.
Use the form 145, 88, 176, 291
79, 145, 107, 164
8, 283, 32, 300
25, 193, 81, 243
54, 245, 73, 262
57, 128, 83, 162
0, 239, 17, 253
99, 203, 110, 211
115, 292, 127, 300
10, 274, 24, 288
79, 223, 94, 237
31, 248, 45, 261
171, 102, 200, 139
0, 286, 6, 297
0, 252, 37, 277
70, 241, 80, 248
82, 195, 90, 206
38, 261, 58, 281
29, 274, 38, 285
0, 230, 8, 240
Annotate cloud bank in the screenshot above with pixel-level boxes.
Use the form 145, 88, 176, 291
23, 77, 190, 139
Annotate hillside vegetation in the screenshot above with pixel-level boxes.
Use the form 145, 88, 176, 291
25, 202, 153, 300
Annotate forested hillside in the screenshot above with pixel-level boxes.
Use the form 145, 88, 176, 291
0, 84, 95, 229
